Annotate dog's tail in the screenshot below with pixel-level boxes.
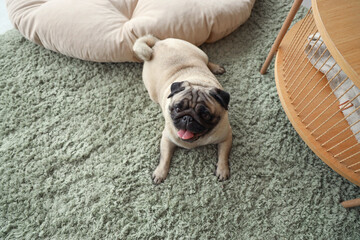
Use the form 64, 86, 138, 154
133, 35, 159, 62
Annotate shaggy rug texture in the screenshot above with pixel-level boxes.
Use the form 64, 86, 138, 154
1, 1, 359, 239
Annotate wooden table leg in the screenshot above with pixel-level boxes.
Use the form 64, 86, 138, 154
260, 0, 303, 74
341, 198, 360, 208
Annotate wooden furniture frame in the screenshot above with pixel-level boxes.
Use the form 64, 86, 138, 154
261, 0, 360, 208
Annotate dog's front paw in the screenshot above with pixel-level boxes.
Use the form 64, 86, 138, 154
152, 166, 169, 184
215, 164, 230, 181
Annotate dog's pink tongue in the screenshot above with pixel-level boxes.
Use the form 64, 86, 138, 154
177, 129, 194, 140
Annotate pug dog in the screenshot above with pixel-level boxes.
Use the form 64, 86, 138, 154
133, 35, 232, 184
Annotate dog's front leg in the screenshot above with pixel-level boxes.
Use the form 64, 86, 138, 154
216, 131, 232, 181
152, 132, 176, 184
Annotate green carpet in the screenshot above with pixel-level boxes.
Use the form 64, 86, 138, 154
1, 1, 360, 239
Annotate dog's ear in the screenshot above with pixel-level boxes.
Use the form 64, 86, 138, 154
168, 81, 186, 98
210, 88, 230, 110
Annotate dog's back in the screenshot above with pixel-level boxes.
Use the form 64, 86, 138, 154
133, 35, 213, 105
133, 35, 208, 64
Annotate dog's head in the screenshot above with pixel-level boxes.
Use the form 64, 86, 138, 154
167, 81, 230, 142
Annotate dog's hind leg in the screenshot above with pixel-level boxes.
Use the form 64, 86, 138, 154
207, 62, 226, 75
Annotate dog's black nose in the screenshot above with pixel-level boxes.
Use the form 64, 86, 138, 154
182, 115, 193, 123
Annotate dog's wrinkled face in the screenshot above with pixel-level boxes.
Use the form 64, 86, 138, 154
167, 81, 230, 142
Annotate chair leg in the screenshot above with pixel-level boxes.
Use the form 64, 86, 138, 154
341, 198, 360, 208
260, 0, 303, 74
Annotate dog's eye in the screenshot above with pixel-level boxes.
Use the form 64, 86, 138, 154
201, 112, 211, 120
174, 102, 184, 112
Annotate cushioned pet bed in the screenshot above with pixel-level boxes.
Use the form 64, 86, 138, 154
6, 0, 255, 62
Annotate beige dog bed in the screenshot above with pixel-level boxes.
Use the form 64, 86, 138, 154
6, 0, 255, 62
